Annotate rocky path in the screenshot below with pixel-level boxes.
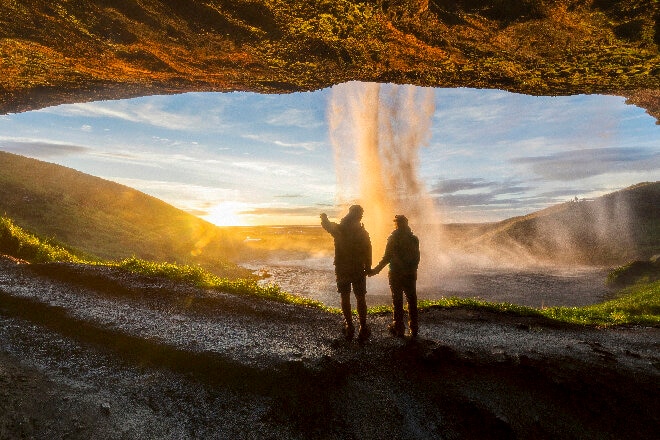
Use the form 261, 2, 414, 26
0, 256, 658, 439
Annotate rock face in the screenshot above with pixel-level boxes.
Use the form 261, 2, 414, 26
1, 0, 658, 120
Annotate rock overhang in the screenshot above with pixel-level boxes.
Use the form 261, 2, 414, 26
0, 0, 658, 121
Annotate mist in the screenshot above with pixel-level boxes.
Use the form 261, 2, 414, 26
328, 82, 449, 282
211, 83, 652, 308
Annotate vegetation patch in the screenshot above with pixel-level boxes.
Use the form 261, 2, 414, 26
0, 216, 86, 264
606, 258, 660, 287
541, 280, 660, 326
113, 256, 335, 311
388, 280, 660, 327
0, 214, 331, 310
1, 0, 659, 120
2, 213, 658, 326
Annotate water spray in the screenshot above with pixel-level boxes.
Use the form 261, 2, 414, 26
328, 82, 447, 278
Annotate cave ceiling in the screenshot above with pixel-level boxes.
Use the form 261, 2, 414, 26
1, 0, 658, 121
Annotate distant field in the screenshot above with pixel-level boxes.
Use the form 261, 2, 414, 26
224, 225, 334, 260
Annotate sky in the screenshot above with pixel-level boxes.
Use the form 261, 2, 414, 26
0, 84, 658, 226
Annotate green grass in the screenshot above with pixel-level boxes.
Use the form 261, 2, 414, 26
606, 259, 660, 286
369, 297, 542, 319
369, 281, 660, 327
540, 280, 660, 326
0, 215, 332, 310
0, 216, 86, 263
3, 213, 658, 326
116, 259, 660, 326
0, 152, 250, 278
113, 256, 334, 311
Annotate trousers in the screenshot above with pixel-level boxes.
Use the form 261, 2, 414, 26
388, 271, 418, 333
337, 276, 367, 328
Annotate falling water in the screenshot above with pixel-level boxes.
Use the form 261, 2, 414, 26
245, 82, 619, 307
328, 82, 447, 278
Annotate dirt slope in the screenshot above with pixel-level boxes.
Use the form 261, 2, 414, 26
0, 256, 657, 439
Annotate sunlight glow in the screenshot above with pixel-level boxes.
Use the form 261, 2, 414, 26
1, 87, 657, 225
204, 201, 246, 226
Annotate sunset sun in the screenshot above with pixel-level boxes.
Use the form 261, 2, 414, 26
205, 202, 245, 226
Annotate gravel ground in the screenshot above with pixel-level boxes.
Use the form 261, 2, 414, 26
0, 256, 658, 439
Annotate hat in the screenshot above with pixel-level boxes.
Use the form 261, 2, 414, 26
394, 215, 408, 226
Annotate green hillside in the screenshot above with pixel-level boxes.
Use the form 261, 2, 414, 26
1, 151, 657, 271
455, 181, 660, 266
0, 151, 249, 277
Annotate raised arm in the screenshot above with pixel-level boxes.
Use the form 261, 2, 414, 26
320, 213, 339, 238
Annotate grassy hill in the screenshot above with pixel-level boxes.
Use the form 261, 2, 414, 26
449, 181, 660, 266
1, 151, 657, 272
0, 151, 250, 277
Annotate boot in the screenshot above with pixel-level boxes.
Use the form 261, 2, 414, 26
357, 325, 371, 343
388, 322, 405, 337
340, 292, 353, 340
343, 322, 355, 341
408, 301, 418, 338
356, 294, 369, 342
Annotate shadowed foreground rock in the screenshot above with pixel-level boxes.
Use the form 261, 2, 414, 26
0, 0, 658, 121
0, 257, 657, 439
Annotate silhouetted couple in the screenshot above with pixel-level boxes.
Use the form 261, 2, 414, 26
321, 206, 420, 342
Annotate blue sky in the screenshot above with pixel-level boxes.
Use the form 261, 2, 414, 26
0, 84, 658, 225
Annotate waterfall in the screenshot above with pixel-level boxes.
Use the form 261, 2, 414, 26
328, 81, 446, 275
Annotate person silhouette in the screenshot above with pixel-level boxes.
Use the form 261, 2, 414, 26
321, 205, 372, 342
370, 215, 420, 338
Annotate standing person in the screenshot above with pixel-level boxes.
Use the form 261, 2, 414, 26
370, 215, 420, 338
321, 205, 372, 342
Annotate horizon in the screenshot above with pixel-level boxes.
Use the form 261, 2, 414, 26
212, 183, 652, 228
0, 83, 658, 226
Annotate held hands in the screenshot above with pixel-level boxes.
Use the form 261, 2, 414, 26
367, 263, 385, 276
320, 213, 328, 220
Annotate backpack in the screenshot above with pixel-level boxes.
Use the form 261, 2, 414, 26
395, 231, 420, 271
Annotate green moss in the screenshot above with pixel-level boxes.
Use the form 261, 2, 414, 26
2, 213, 658, 327
541, 281, 660, 325
392, 280, 660, 327
0, 216, 86, 263
113, 256, 334, 311
606, 259, 660, 286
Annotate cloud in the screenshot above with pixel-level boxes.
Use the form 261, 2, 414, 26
537, 188, 601, 198
436, 193, 524, 208
275, 194, 304, 199
0, 140, 90, 157
272, 139, 324, 152
430, 178, 495, 194
431, 178, 529, 196
242, 133, 323, 151
239, 205, 330, 217
431, 178, 533, 211
266, 108, 323, 129
110, 177, 241, 212
41, 99, 225, 132
512, 147, 660, 181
